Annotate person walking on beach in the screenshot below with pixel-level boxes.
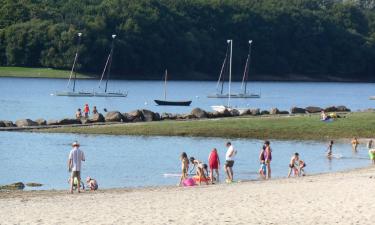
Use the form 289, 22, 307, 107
68, 141, 85, 194
224, 142, 236, 183
83, 104, 90, 118
351, 137, 359, 152
258, 146, 267, 179
208, 148, 220, 184
264, 141, 272, 179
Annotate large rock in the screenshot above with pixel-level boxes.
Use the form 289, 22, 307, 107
290, 107, 306, 114
125, 110, 144, 122
15, 119, 38, 127
305, 106, 323, 113
105, 111, 124, 122
238, 109, 250, 116
80, 118, 93, 124
261, 110, 270, 115
336, 105, 351, 112
324, 106, 338, 112
270, 108, 280, 115
1, 120, 15, 127
47, 119, 60, 125
0, 182, 25, 190
91, 113, 105, 123
141, 109, 158, 122
35, 118, 47, 126
219, 109, 231, 117
191, 108, 208, 119
0, 121, 5, 127
250, 108, 260, 116
25, 182, 43, 187
230, 109, 240, 117
58, 118, 81, 125
153, 113, 161, 121
161, 113, 176, 120
279, 110, 289, 114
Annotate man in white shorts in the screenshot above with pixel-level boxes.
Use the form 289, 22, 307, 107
68, 141, 85, 193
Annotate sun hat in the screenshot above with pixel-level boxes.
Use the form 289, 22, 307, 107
72, 141, 80, 147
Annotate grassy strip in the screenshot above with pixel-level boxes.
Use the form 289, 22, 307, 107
0, 66, 93, 79
38, 112, 375, 140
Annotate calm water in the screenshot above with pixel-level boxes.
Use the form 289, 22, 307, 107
0, 77, 375, 121
0, 132, 370, 190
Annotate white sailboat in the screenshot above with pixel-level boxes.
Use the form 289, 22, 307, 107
54, 32, 95, 97
95, 34, 127, 97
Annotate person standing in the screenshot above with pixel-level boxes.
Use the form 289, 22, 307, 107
224, 142, 236, 183
75, 108, 82, 119
351, 137, 359, 152
208, 148, 220, 184
68, 141, 85, 194
83, 104, 90, 118
92, 106, 98, 114
367, 140, 373, 149
264, 140, 272, 179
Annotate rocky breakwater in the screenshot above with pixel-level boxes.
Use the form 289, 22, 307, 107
0, 105, 353, 130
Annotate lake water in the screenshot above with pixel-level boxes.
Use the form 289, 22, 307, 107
0, 77, 375, 121
0, 132, 371, 190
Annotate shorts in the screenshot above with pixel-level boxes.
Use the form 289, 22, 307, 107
71, 171, 81, 181
289, 164, 294, 168
225, 160, 234, 168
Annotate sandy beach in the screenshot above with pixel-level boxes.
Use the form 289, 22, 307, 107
1, 167, 375, 225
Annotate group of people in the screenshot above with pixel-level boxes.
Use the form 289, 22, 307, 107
68, 141, 98, 193
75, 104, 98, 119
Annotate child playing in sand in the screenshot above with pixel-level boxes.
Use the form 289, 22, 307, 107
190, 157, 209, 185
86, 177, 98, 191
179, 152, 189, 186
288, 153, 300, 178
298, 159, 306, 176
326, 140, 334, 158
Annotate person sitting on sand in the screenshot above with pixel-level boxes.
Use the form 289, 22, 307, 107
288, 153, 300, 178
320, 110, 330, 121
351, 137, 359, 152
75, 108, 82, 119
208, 148, 220, 184
86, 177, 98, 191
190, 157, 209, 185
179, 152, 189, 186
298, 159, 306, 176
326, 140, 334, 157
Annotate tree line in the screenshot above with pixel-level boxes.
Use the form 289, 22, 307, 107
1, 0, 375, 81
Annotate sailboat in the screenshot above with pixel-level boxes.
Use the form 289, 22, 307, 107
211, 39, 233, 112
231, 40, 260, 98
154, 69, 192, 106
54, 32, 94, 97
95, 34, 127, 97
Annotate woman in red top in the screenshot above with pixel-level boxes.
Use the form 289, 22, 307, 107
83, 104, 90, 118
208, 148, 220, 184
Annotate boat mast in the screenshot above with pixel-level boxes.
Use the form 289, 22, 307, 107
227, 39, 232, 107
67, 32, 82, 92
105, 34, 116, 93
241, 40, 252, 94
164, 69, 167, 100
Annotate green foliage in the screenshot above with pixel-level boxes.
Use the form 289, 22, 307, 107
1, 0, 375, 80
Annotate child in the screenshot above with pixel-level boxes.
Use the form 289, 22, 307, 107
369, 149, 375, 164
179, 152, 189, 186
288, 153, 300, 178
259, 160, 267, 179
351, 137, 359, 152
208, 148, 220, 184
326, 140, 334, 158
86, 177, 98, 191
298, 160, 306, 176
190, 157, 209, 185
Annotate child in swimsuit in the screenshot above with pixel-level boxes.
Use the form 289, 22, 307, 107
298, 160, 306, 176
288, 153, 299, 177
179, 152, 189, 186
190, 157, 209, 185
86, 177, 98, 191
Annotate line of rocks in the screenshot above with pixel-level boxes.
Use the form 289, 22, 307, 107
0, 106, 351, 129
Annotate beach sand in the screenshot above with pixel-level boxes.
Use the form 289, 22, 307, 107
1, 167, 375, 225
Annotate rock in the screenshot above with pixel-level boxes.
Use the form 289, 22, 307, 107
230, 109, 240, 116
219, 109, 231, 117
126, 110, 144, 122
336, 105, 351, 112
58, 118, 81, 125
154, 113, 161, 121
212, 111, 221, 118
0, 121, 5, 127
80, 118, 93, 124
47, 119, 60, 125
290, 107, 306, 114
1, 120, 15, 127
305, 106, 323, 113
0, 182, 25, 190
270, 108, 280, 115
324, 106, 338, 112
15, 119, 38, 127
261, 110, 270, 115
25, 183, 43, 187
161, 113, 172, 120
35, 118, 47, 126
191, 108, 208, 119
141, 109, 156, 122
239, 109, 250, 116
91, 113, 105, 123
279, 110, 289, 114
250, 108, 260, 116
105, 111, 124, 122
